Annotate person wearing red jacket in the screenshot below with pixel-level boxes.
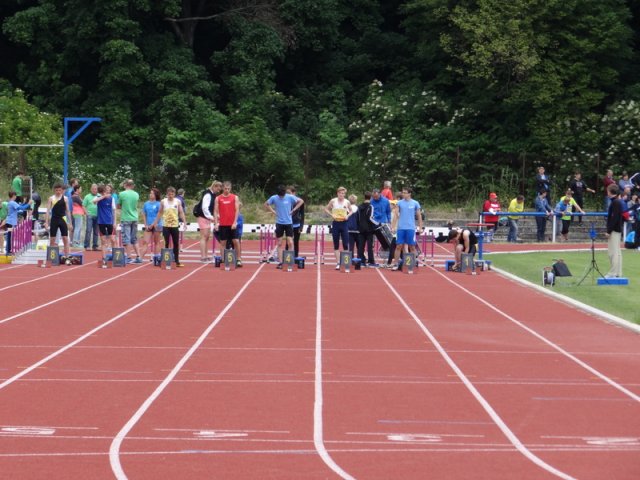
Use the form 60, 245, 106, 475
482, 192, 500, 241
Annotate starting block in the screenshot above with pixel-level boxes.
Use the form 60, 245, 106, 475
461, 254, 476, 275
224, 249, 236, 271
295, 257, 305, 269
404, 252, 416, 274
46, 246, 60, 267
282, 250, 295, 272
445, 260, 455, 271
112, 247, 126, 267
340, 251, 352, 273
352, 258, 362, 270
597, 277, 629, 286
160, 248, 174, 270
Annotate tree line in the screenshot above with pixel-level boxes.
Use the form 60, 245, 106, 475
1, 0, 639, 204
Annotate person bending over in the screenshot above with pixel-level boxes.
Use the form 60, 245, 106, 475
448, 228, 478, 272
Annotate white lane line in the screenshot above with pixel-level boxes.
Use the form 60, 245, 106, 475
109, 264, 265, 480
314, 261, 356, 480
0, 261, 92, 293
377, 270, 576, 480
0, 264, 207, 392
0, 263, 148, 326
0, 264, 27, 271
431, 267, 640, 403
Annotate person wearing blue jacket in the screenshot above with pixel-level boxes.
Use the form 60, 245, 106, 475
4, 191, 31, 254
371, 188, 392, 251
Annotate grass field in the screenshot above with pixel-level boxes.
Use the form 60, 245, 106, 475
489, 248, 640, 325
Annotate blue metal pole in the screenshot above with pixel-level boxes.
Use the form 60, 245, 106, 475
63, 118, 69, 185
62, 117, 101, 185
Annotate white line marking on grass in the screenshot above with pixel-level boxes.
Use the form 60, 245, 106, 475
0, 263, 148, 326
430, 267, 640, 403
109, 264, 265, 480
313, 258, 357, 480
0, 262, 91, 293
0, 264, 206, 393
377, 270, 577, 480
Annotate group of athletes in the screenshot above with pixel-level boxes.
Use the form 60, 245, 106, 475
3, 175, 478, 270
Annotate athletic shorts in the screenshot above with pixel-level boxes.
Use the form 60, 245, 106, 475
396, 229, 416, 246
121, 221, 138, 245
218, 225, 238, 241
99, 224, 114, 236
50, 217, 68, 237
197, 217, 211, 231
275, 223, 294, 238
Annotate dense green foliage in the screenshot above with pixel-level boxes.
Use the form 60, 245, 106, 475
1, 0, 639, 204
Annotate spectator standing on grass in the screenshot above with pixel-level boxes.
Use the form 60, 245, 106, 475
65, 178, 79, 216
287, 185, 305, 258
83, 184, 100, 251
70, 185, 85, 248
140, 188, 162, 260
4, 191, 31, 255
605, 184, 624, 278
93, 185, 117, 264
324, 186, 352, 270
555, 190, 584, 242
481, 192, 500, 240
45, 183, 73, 264
619, 171, 633, 192
534, 190, 553, 242
118, 179, 142, 263
357, 192, 379, 266
11, 172, 24, 203
214, 181, 242, 267
390, 187, 423, 271
381, 180, 393, 201
176, 188, 186, 214
507, 195, 525, 243
152, 187, 186, 267
535, 166, 552, 204
193, 181, 221, 263
569, 171, 594, 224
265, 185, 304, 269
603, 169, 615, 210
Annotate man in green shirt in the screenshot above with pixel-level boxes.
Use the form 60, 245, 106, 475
118, 179, 141, 263
83, 184, 100, 250
12, 172, 24, 202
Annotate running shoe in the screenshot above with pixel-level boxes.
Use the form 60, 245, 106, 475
176, 263, 185, 268
276, 263, 283, 269
390, 264, 399, 271
236, 259, 243, 268
65, 258, 72, 266
134, 257, 142, 264
335, 263, 340, 270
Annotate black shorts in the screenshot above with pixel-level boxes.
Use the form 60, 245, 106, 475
99, 224, 114, 236
218, 225, 238, 241
50, 217, 68, 237
275, 223, 294, 238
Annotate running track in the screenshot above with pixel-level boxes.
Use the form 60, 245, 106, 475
0, 242, 638, 479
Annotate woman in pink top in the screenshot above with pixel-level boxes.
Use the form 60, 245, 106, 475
71, 185, 86, 247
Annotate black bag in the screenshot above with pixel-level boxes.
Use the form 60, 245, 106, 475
375, 224, 393, 250
552, 260, 572, 277
192, 189, 211, 218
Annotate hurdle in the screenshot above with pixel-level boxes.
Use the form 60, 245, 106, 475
10, 218, 33, 257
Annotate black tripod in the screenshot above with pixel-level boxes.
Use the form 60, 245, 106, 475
577, 223, 607, 285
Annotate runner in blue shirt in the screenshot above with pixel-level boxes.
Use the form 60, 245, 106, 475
390, 187, 423, 271
264, 185, 304, 268
93, 184, 117, 262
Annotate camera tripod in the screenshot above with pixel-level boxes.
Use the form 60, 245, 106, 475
577, 226, 607, 286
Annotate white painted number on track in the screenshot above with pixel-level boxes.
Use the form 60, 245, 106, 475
0, 426, 55, 436
387, 433, 442, 443
194, 430, 248, 439
583, 437, 640, 446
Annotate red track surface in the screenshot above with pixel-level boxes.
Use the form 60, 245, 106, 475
0, 242, 638, 479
